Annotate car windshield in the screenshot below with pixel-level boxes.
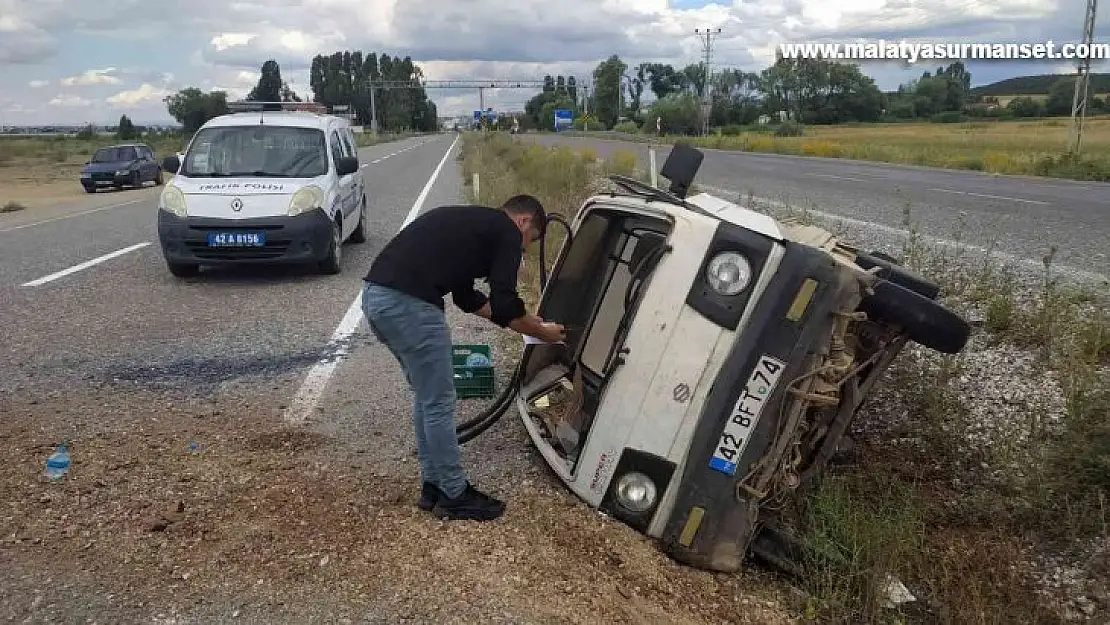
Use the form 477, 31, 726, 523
180, 125, 328, 178
92, 146, 137, 163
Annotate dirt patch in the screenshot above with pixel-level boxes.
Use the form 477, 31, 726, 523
0, 172, 87, 208
0, 390, 795, 623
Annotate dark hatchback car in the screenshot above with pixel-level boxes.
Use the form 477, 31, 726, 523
80, 143, 164, 193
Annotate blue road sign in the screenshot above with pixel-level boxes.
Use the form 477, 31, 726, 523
554, 108, 573, 131
474, 110, 482, 121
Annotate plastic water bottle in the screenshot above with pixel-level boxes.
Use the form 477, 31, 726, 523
45, 443, 70, 480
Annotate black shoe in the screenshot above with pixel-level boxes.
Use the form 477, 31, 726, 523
417, 482, 444, 511
431, 483, 506, 521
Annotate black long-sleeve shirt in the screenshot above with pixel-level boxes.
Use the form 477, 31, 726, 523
363, 205, 528, 327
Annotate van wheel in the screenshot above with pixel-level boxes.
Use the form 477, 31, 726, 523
318, 218, 342, 274
350, 197, 368, 244
860, 280, 970, 354
855, 252, 940, 300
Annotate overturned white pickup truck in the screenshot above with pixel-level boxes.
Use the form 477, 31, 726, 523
514, 142, 970, 573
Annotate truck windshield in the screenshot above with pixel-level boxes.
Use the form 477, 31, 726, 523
180, 126, 328, 178
92, 147, 137, 163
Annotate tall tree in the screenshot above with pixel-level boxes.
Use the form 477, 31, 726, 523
592, 54, 628, 128
115, 114, 138, 139
247, 60, 284, 102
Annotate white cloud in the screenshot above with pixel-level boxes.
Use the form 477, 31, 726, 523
28, 79, 48, 87
48, 94, 92, 107
60, 68, 122, 86
0, 0, 1105, 124
106, 82, 171, 106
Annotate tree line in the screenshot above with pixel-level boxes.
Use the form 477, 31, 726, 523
162, 52, 438, 134
522, 55, 1109, 135
159, 49, 1107, 137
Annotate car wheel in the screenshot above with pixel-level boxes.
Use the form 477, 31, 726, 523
859, 280, 970, 354
318, 218, 342, 274
167, 261, 199, 278
350, 197, 368, 243
155, 169, 164, 185
83, 185, 96, 194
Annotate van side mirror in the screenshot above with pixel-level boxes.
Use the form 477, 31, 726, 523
336, 156, 359, 176
162, 155, 180, 174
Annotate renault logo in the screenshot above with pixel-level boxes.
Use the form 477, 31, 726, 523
230, 198, 243, 212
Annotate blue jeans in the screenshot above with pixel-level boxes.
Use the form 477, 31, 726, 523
361, 281, 467, 498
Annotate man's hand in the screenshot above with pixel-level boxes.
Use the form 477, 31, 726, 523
535, 321, 566, 344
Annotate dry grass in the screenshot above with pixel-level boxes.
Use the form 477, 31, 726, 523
458, 131, 639, 312
0, 131, 420, 208
0, 134, 187, 207
588, 116, 1110, 181
462, 132, 1110, 623
767, 197, 1110, 623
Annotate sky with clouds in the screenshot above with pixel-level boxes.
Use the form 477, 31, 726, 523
0, 0, 1105, 126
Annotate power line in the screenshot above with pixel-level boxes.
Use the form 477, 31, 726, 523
1068, 0, 1098, 155
695, 27, 722, 136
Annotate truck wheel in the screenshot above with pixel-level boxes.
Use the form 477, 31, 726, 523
855, 252, 940, 300
860, 280, 970, 354
318, 218, 342, 274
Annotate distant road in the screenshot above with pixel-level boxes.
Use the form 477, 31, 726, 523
527, 133, 1110, 280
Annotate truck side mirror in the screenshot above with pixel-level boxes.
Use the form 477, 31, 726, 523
660, 142, 704, 199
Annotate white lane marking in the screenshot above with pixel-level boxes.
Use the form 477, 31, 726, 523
283, 133, 461, 425
809, 173, 866, 182
21, 242, 150, 287
0, 198, 147, 234
699, 183, 1108, 284
928, 187, 1050, 205
403, 133, 460, 229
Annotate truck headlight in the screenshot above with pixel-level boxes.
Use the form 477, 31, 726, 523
614, 472, 657, 513
159, 184, 187, 217
288, 185, 324, 216
706, 251, 752, 296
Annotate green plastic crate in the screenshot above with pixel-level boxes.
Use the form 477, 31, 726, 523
452, 343, 496, 398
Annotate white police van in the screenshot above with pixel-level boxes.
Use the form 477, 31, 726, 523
514, 143, 970, 574
156, 102, 367, 277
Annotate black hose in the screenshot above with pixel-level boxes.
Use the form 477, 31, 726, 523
455, 213, 574, 444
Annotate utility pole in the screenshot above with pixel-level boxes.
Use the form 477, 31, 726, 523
695, 27, 722, 137
1068, 0, 1098, 155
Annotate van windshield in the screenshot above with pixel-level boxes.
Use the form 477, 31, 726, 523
180, 126, 328, 178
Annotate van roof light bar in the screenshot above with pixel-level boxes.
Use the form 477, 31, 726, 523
226, 101, 332, 121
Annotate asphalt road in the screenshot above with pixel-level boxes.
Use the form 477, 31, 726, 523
0, 134, 458, 400
527, 134, 1110, 281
